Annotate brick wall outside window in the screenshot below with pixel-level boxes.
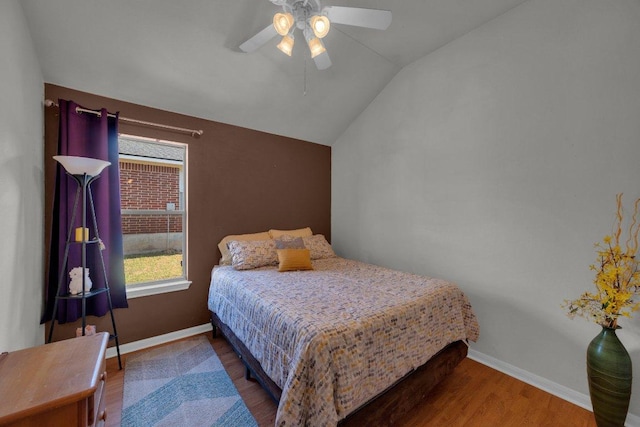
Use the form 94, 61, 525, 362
119, 161, 183, 234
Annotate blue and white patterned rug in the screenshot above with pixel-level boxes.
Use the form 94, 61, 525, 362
121, 336, 258, 427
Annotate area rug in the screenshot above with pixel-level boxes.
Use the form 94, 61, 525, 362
121, 336, 258, 427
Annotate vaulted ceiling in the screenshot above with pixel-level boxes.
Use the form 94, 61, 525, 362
21, 0, 527, 145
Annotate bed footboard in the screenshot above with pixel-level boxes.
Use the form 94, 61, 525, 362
210, 311, 468, 426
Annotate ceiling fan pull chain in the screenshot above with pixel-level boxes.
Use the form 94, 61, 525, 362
303, 59, 307, 96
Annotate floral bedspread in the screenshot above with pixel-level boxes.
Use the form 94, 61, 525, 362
208, 257, 479, 426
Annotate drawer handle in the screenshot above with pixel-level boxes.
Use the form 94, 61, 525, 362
100, 371, 107, 381
99, 409, 107, 422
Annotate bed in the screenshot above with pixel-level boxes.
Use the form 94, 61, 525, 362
208, 233, 479, 426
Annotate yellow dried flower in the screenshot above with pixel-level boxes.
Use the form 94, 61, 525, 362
562, 194, 640, 328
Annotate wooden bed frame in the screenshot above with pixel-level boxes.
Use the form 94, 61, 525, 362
210, 312, 468, 426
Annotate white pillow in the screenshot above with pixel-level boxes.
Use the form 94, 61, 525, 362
228, 239, 278, 270
217, 231, 271, 265
302, 235, 336, 259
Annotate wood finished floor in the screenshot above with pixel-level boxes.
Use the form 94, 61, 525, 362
105, 333, 596, 427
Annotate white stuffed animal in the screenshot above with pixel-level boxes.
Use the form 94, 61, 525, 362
69, 267, 92, 295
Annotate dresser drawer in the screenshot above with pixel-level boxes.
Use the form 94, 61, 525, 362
88, 356, 107, 427
94, 385, 107, 427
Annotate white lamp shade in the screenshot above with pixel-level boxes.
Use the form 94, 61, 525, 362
54, 155, 111, 176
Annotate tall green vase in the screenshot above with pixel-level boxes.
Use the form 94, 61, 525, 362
586, 326, 633, 427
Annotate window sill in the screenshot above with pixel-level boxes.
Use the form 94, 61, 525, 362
126, 278, 192, 299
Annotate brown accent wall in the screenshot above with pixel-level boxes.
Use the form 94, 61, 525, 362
44, 84, 331, 345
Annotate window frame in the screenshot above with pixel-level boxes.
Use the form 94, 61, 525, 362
118, 134, 191, 299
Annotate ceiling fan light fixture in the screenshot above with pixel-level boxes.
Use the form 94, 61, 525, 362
310, 15, 330, 38
273, 12, 294, 36
307, 36, 326, 58
277, 34, 295, 56
240, 2, 392, 70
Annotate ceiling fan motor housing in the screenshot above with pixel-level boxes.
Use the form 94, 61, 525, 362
280, 0, 323, 31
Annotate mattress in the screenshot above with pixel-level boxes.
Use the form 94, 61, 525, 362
208, 257, 479, 426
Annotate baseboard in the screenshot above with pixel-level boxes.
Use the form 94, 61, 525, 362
105, 323, 213, 359
468, 349, 640, 427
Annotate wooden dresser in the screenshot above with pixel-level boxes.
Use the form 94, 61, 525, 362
0, 332, 109, 427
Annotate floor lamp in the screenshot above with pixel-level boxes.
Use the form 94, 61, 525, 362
48, 155, 122, 369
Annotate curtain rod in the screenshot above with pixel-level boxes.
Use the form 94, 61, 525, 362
44, 99, 204, 137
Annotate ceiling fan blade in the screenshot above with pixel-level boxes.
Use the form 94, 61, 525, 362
239, 24, 278, 53
324, 6, 392, 30
313, 51, 332, 70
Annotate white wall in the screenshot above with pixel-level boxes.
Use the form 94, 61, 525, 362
333, 0, 640, 419
0, 0, 44, 352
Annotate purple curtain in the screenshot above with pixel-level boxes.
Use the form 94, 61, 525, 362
43, 99, 128, 324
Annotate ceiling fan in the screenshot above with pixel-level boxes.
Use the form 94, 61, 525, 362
239, 0, 392, 70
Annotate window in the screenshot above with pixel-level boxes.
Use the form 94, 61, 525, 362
118, 135, 190, 298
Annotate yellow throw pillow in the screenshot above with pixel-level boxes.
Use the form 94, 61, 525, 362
277, 249, 313, 272
218, 231, 271, 265
269, 227, 313, 239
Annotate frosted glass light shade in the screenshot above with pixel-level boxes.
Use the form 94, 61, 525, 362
310, 15, 330, 38
273, 12, 294, 36
307, 37, 326, 58
277, 35, 295, 56
54, 155, 111, 176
